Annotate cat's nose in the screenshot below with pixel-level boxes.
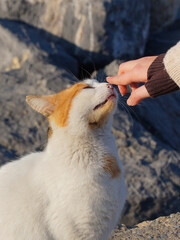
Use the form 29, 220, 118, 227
107, 84, 113, 90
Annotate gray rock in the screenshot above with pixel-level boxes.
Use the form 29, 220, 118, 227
0, 0, 151, 65
150, 0, 180, 32
114, 123, 180, 225
145, 12, 180, 56
110, 212, 180, 239
93, 60, 180, 225
0, 19, 78, 76
132, 93, 180, 152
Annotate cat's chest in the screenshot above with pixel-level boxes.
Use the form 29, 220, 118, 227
44, 131, 121, 186
44, 153, 121, 200
45, 143, 121, 187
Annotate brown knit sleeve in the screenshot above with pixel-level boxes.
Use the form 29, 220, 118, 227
145, 54, 179, 98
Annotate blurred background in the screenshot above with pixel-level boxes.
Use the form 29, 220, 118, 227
0, 0, 180, 226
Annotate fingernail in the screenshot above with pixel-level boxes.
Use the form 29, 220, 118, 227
120, 91, 127, 96
127, 99, 132, 106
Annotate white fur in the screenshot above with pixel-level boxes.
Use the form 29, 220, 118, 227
0, 79, 126, 240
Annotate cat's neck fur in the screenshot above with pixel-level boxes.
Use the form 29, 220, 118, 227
45, 120, 115, 163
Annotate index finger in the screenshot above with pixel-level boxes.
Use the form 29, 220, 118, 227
106, 76, 128, 95
106, 76, 121, 85
106, 70, 136, 85
107, 66, 146, 85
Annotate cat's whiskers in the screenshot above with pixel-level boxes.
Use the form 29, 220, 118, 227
118, 95, 134, 133
80, 66, 93, 80
59, 66, 81, 86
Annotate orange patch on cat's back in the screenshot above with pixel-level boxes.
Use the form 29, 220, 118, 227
49, 83, 89, 127
103, 155, 121, 178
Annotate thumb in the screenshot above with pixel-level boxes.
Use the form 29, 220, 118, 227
127, 85, 150, 106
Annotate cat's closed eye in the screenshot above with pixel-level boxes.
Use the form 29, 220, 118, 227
83, 86, 95, 89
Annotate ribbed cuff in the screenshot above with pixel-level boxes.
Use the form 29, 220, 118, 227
145, 54, 179, 98
163, 41, 180, 88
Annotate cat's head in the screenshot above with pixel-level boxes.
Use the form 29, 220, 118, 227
26, 79, 117, 134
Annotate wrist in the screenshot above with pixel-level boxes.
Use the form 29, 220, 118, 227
145, 54, 179, 98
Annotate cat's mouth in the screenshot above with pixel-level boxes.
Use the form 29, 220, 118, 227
93, 94, 116, 110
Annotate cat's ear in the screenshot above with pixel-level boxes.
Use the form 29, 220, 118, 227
26, 95, 55, 117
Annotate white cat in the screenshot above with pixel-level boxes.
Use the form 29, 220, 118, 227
0, 79, 126, 240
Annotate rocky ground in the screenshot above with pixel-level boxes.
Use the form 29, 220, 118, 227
110, 212, 180, 240
0, 0, 180, 238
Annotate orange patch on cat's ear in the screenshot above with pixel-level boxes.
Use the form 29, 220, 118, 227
26, 82, 89, 127
49, 83, 89, 127
103, 155, 121, 178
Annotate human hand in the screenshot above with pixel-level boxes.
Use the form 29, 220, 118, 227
106, 56, 157, 106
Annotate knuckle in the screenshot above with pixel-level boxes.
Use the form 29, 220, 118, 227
118, 62, 125, 71
133, 64, 143, 77
127, 70, 134, 80
135, 63, 142, 71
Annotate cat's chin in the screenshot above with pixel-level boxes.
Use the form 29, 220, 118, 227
93, 93, 116, 111
88, 97, 116, 129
